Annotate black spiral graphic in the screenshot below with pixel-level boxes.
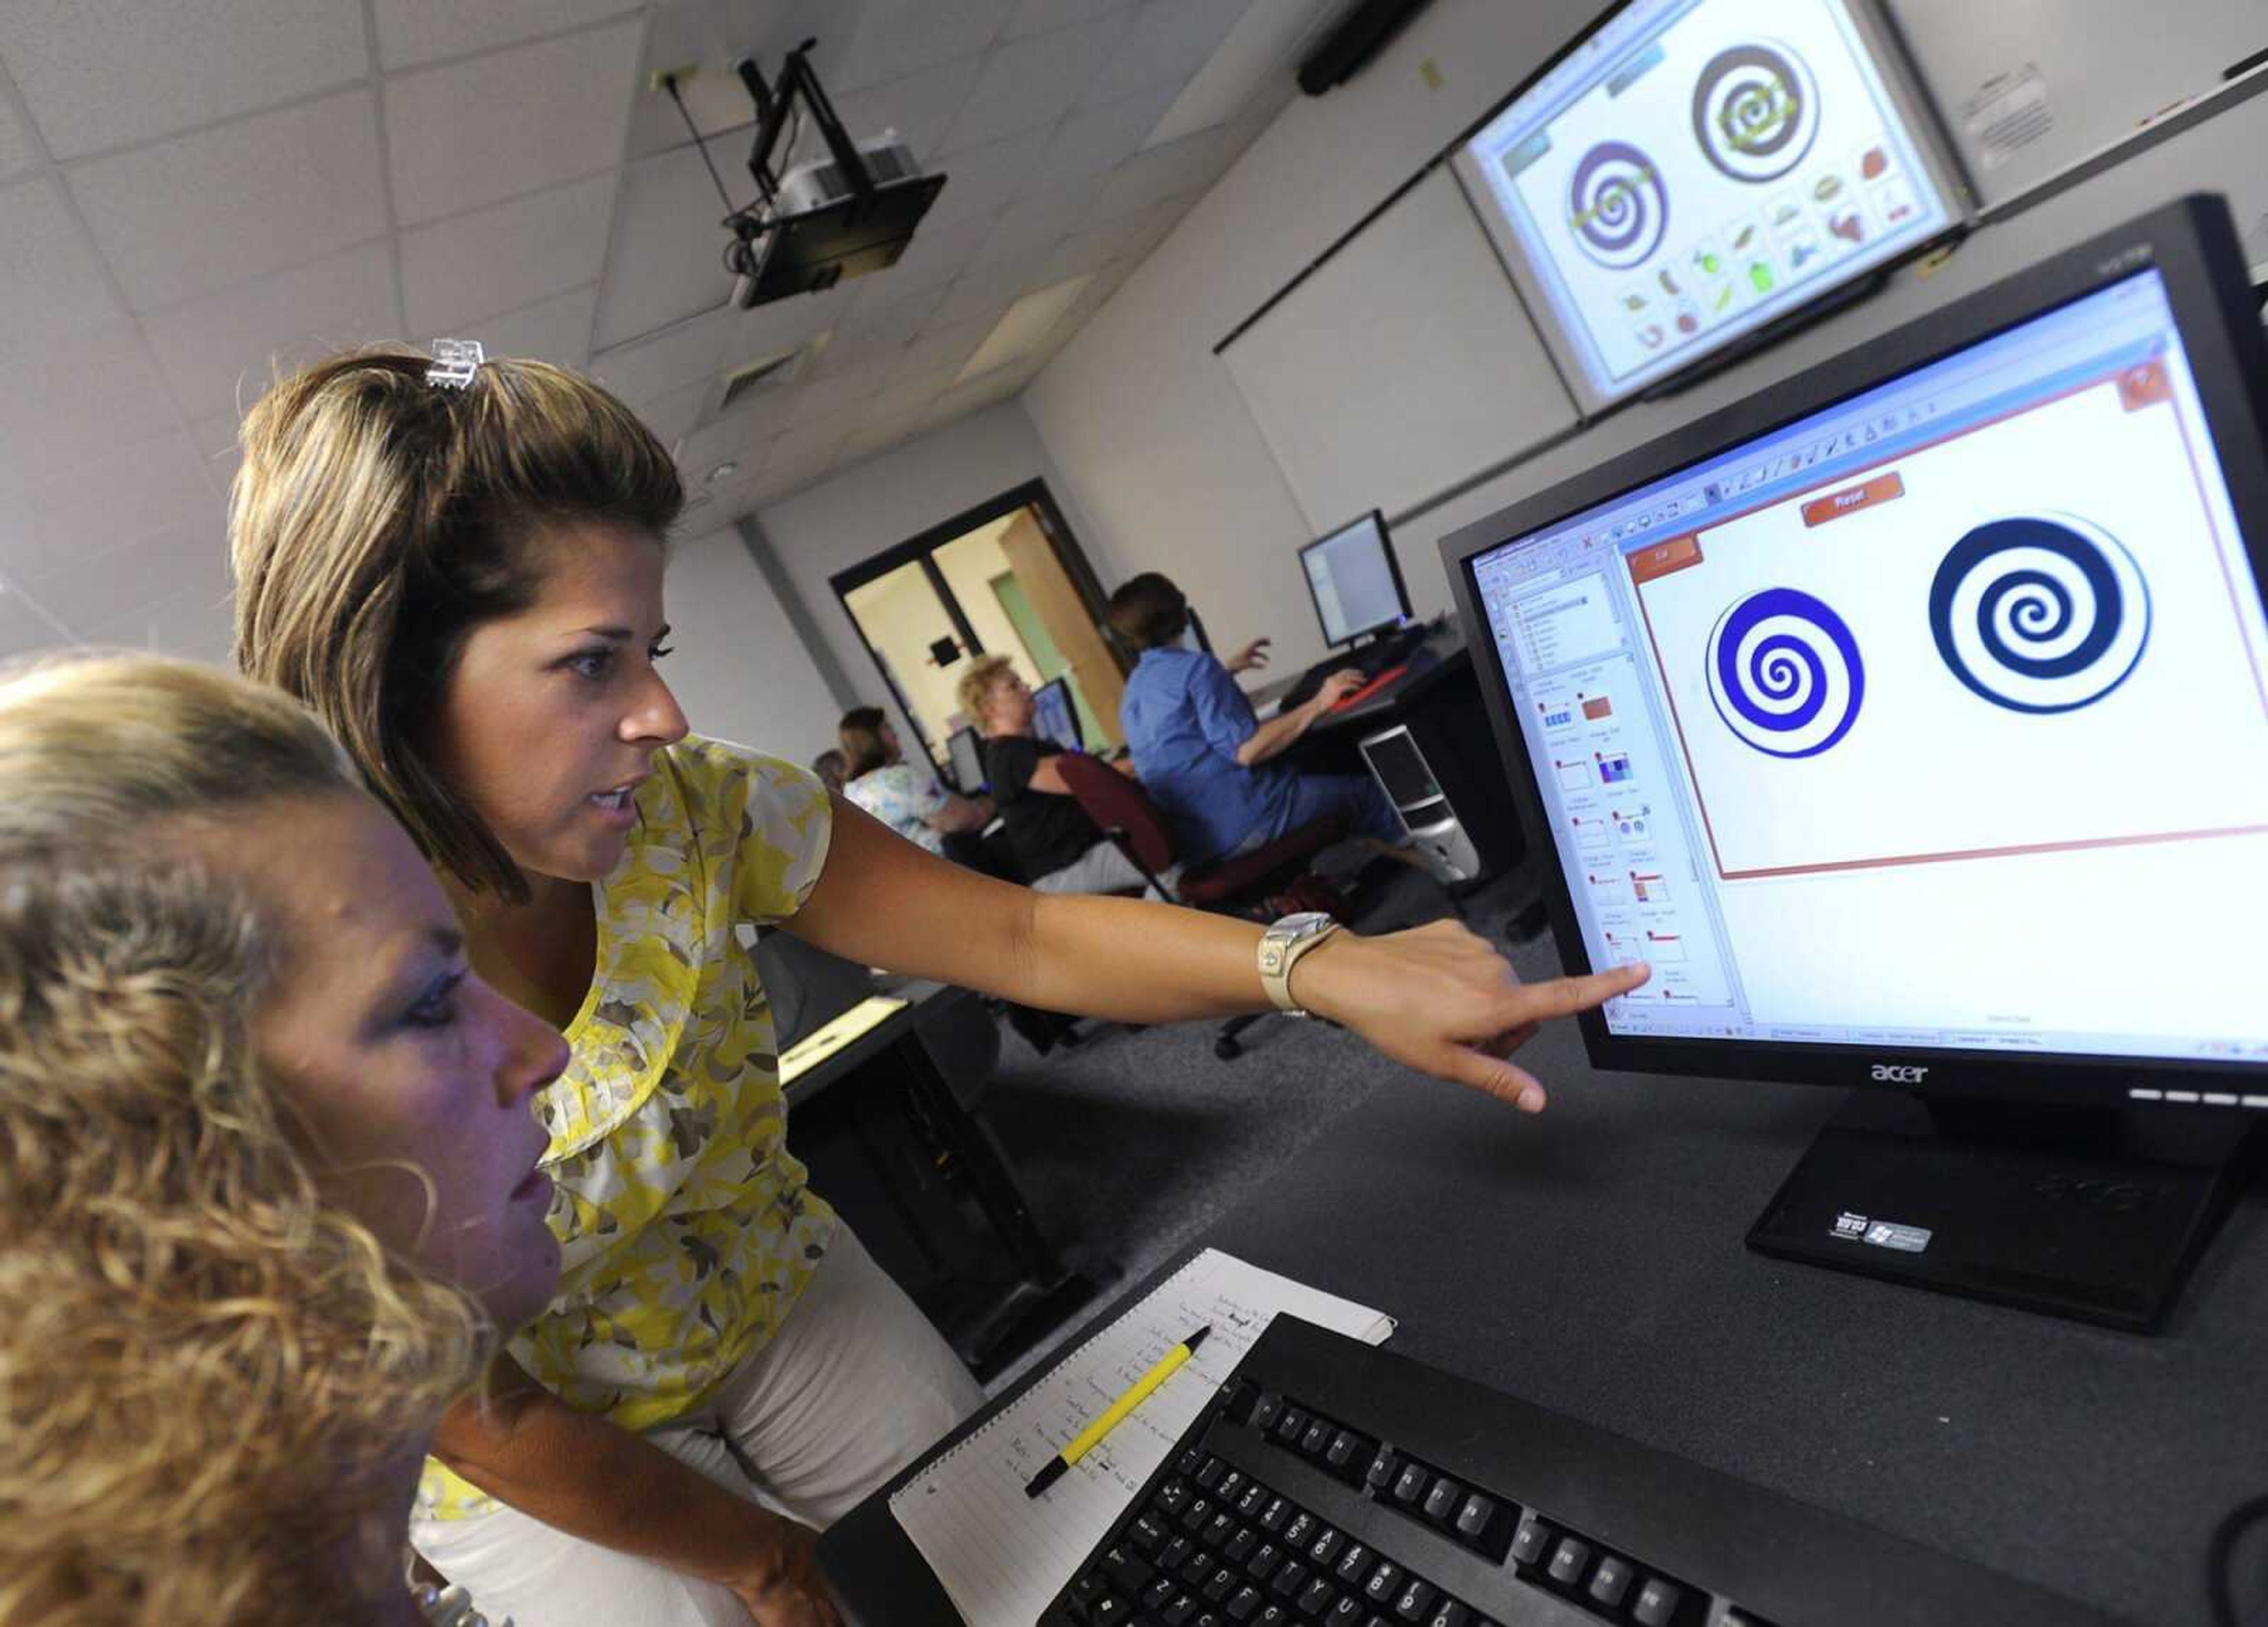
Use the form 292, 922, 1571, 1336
1928, 516, 2150, 714
1566, 140, 1668, 269
1690, 43, 1819, 183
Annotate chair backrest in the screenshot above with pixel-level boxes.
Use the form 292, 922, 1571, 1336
752, 927, 877, 1050
1053, 752, 1179, 876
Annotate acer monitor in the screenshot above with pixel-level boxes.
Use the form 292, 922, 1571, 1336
1442, 194, 2268, 1330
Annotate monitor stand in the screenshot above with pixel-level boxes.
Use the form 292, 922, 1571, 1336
1746, 1089, 2258, 1332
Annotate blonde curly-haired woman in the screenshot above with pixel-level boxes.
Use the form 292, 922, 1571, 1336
229, 345, 1646, 1627
0, 653, 568, 1626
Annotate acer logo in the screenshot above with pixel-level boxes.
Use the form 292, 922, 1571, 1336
1871, 1064, 1929, 1084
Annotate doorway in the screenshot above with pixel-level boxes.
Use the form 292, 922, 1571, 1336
832, 481, 1123, 781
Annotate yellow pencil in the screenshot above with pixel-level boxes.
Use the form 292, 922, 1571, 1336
1024, 1326, 1212, 1498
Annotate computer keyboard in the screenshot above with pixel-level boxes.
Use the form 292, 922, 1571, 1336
1040, 1316, 2115, 1627
1279, 627, 1429, 710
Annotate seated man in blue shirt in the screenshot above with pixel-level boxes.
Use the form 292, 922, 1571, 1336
1109, 572, 1405, 867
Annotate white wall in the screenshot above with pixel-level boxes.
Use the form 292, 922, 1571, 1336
1018, 0, 2268, 683
752, 401, 1114, 730
661, 528, 843, 770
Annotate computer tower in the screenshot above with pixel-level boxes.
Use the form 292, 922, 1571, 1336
1355, 683, 1525, 885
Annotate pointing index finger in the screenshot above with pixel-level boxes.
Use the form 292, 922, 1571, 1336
1516, 961, 1650, 1022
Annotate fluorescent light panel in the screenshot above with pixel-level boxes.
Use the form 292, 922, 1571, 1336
955, 273, 1092, 383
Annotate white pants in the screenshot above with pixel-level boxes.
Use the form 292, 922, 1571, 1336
1030, 839, 1169, 899
411, 1229, 980, 1627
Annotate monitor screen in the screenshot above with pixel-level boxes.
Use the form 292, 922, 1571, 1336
1468, 266, 2268, 1064
946, 726, 986, 794
1455, 0, 1960, 412
1033, 676, 1083, 753
1301, 512, 1411, 646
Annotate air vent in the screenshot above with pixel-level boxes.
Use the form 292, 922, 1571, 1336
716, 348, 807, 414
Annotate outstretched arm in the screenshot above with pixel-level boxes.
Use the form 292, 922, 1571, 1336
790, 799, 1645, 1111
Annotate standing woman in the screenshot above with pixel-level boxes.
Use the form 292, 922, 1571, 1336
229, 345, 1644, 1627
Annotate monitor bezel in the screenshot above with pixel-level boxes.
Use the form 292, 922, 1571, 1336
944, 724, 986, 796
1441, 193, 2268, 1108
1032, 674, 1083, 753
1299, 508, 1414, 648
1449, 0, 1974, 418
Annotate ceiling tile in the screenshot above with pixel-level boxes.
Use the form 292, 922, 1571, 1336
0, 0, 366, 160
0, 80, 38, 179
817, 281, 950, 374
1027, 80, 1179, 190
674, 395, 798, 480
385, 19, 642, 225
591, 142, 742, 350
374, 0, 641, 70
1082, 125, 1228, 226
588, 283, 848, 403
70, 89, 387, 311
830, 0, 1015, 97
0, 429, 211, 585
617, 375, 711, 450
1002, 0, 1136, 43
402, 172, 615, 333
889, 309, 993, 390
967, 184, 1088, 273
933, 8, 1132, 156
141, 242, 399, 422
829, 54, 985, 168
0, 581, 69, 656
451, 282, 600, 370
18, 519, 231, 633
924, 126, 1048, 230
794, 349, 898, 422
766, 415, 852, 473
79, 578, 235, 664
0, 325, 180, 494
1089, 0, 1247, 106
0, 177, 125, 363
868, 205, 1001, 299
928, 275, 1018, 332
189, 410, 245, 494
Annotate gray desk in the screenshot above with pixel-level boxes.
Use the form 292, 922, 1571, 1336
819, 943, 2267, 1626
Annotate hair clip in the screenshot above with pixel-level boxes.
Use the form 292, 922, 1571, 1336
427, 338, 485, 389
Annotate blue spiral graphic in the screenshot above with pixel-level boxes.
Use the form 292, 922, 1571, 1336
1706, 587, 1866, 758
1566, 141, 1667, 270
1928, 516, 2150, 713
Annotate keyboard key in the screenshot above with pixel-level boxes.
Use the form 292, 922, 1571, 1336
1298, 1576, 1337, 1616
1325, 1600, 1366, 1626
1249, 1393, 1284, 1433
1509, 1519, 1553, 1567
1236, 1482, 1270, 1518
1178, 1448, 1206, 1476
1308, 1526, 1343, 1566
1332, 1541, 1371, 1582
1143, 1576, 1181, 1610
1269, 1560, 1311, 1600
1254, 1608, 1292, 1627
1325, 1430, 1364, 1471
1391, 1463, 1430, 1506
1219, 1379, 1256, 1424
1260, 1496, 1293, 1534
1205, 1567, 1241, 1603
1196, 1457, 1229, 1491
1161, 1536, 1193, 1571
1073, 1572, 1108, 1608
1247, 1543, 1285, 1584
1364, 1448, 1400, 1492
1218, 1469, 1247, 1502
1182, 1551, 1217, 1586
1547, 1537, 1591, 1585
1225, 1527, 1260, 1565
1227, 1585, 1265, 1622
1159, 1479, 1192, 1515
1102, 1546, 1155, 1593
1632, 1578, 1683, 1626
1275, 1407, 1311, 1444
1420, 1478, 1462, 1521
1131, 1513, 1169, 1555
1392, 1577, 1436, 1621
1426, 1605, 1471, 1627
1588, 1556, 1633, 1608
1452, 1495, 1496, 1541
1206, 1514, 1238, 1548
1161, 1596, 1198, 1627
1181, 1495, 1216, 1533
1300, 1419, 1334, 1456
1283, 1512, 1317, 1548
1090, 1593, 1132, 1624
1363, 1560, 1403, 1602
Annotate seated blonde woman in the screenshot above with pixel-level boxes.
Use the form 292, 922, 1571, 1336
0, 653, 570, 1627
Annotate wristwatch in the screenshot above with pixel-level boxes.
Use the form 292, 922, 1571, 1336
1257, 911, 1344, 1015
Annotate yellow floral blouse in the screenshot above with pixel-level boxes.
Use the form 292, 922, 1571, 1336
419, 737, 838, 1522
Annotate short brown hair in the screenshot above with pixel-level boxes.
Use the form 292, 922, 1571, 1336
837, 706, 893, 777
229, 345, 683, 903
956, 653, 1017, 724
1107, 572, 1188, 651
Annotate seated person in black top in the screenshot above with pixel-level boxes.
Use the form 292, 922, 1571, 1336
957, 654, 1163, 897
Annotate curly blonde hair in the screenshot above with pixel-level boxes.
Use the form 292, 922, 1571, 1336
0, 653, 490, 1626
956, 653, 1017, 726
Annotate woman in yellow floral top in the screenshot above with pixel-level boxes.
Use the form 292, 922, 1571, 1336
229, 347, 1644, 1627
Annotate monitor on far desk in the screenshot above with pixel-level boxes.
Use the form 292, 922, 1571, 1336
945, 725, 986, 795
1301, 509, 1414, 648
1444, 193, 2268, 1332
1031, 675, 1083, 753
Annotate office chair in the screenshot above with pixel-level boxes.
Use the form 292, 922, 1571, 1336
1053, 752, 1350, 1061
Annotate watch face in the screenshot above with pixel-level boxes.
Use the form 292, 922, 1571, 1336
1275, 911, 1330, 937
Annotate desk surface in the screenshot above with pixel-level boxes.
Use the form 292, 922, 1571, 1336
821, 945, 2266, 1627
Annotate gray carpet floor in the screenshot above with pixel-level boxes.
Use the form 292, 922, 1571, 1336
977, 862, 1549, 1394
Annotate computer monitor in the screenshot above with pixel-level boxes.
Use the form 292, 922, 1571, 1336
946, 725, 986, 795
1443, 194, 2268, 1329
1032, 676, 1083, 754
1452, 0, 1965, 415
1301, 510, 1413, 648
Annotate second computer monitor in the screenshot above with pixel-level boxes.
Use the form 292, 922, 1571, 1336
1032, 675, 1083, 753
1302, 510, 1413, 647
946, 725, 986, 794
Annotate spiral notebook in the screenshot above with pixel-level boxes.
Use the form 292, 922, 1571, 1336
888, 1248, 1396, 1626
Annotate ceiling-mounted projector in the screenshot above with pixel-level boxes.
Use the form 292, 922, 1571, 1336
689, 44, 946, 311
